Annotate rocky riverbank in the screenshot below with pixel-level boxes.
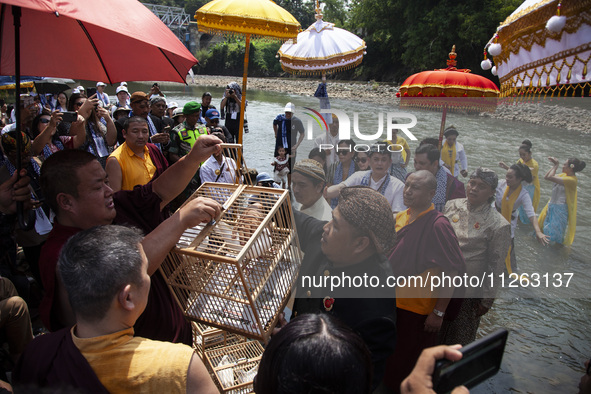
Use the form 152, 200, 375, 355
190, 75, 591, 133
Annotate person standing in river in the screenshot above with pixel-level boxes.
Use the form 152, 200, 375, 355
495, 164, 548, 273
440, 126, 468, 178
220, 82, 243, 142
440, 168, 511, 345
538, 157, 585, 246
499, 139, 540, 224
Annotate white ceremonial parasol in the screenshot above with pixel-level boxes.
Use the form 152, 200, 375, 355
481, 0, 591, 97
277, 2, 366, 77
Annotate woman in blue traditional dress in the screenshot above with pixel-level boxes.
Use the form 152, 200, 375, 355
538, 157, 585, 246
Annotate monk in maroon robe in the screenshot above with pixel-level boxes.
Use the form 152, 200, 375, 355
38, 135, 223, 345
384, 171, 466, 392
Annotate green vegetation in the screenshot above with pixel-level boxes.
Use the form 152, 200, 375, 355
195, 39, 284, 77
143, 0, 521, 83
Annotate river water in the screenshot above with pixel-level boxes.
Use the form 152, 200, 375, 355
131, 80, 590, 392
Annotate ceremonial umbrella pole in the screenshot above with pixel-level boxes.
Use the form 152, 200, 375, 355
195, 0, 301, 145
397, 46, 500, 148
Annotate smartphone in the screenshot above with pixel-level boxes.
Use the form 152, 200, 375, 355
433, 328, 508, 393
61, 111, 78, 123
86, 87, 97, 97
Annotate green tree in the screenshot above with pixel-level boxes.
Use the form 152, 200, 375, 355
276, 0, 316, 28
184, 0, 207, 19
347, 0, 521, 82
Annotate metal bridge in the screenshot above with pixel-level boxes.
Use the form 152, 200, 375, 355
142, 3, 192, 46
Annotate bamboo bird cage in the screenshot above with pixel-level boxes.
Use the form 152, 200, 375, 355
218, 143, 254, 186
160, 182, 301, 343
205, 340, 264, 393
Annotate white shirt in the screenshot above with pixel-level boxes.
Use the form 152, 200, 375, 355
550, 182, 567, 205
443, 139, 468, 177
342, 170, 406, 212
200, 155, 238, 184
300, 196, 333, 221
495, 179, 535, 238
314, 132, 340, 166
97, 91, 110, 107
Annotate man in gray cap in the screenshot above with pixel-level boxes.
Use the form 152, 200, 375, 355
150, 97, 174, 130
114, 91, 169, 151
291, 159, 331, 221
290, 186, 397, 390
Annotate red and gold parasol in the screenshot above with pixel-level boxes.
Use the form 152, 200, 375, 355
397, 46, 500, 146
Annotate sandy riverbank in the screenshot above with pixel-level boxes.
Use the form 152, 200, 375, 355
189, 74, 591, 134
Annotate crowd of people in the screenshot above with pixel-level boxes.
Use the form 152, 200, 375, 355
0, 84, 587, 393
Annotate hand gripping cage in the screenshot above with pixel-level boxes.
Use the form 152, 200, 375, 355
160, 182, 302, 343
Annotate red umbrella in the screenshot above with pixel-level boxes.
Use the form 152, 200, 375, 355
0, 0, 197, 83
0, 0, 198, 228
397, 46, 499, 147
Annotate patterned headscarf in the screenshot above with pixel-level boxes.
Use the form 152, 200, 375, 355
470, 167, 498, 189
293, 159, 326, 183
338, 186, 397, 254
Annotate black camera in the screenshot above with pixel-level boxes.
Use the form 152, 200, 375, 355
228, 89, 234, 95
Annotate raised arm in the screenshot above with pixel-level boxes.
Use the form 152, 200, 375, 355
498, 161, 509, 170
141, 196, 221, 275
31, 111, 63, 156
151, 134, 222, 209
325, 182, 346, 200
543, 156, 564, 185
68, 115, 88, 149
97, 106, 117, 147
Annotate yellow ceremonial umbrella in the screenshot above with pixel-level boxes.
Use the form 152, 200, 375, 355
195, 0, 301, 144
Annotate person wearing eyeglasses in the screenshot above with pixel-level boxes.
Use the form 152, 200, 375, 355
69, 93, 118, 169
355, 151, 370, 171
30, 109, 85, 161
326, 140, 358, 209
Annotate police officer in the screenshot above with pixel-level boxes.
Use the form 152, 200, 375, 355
169, 101, 208, 164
